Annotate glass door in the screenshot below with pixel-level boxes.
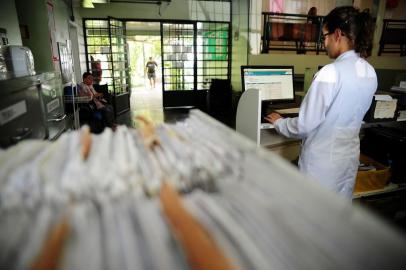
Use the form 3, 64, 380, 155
108, 17, 131, 115
161, 22, 201, 108
85, 19, 231, 111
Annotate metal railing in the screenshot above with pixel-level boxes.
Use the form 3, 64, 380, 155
261, 12, 324, 54
378, 19, 406, 56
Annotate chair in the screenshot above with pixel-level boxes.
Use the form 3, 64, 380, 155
208, 79, 234, 127
64, 84, 106, 133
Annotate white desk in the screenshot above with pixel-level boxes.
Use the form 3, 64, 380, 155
236, 88, 301, 159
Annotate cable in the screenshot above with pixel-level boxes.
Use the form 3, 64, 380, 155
157, 1, 162, 16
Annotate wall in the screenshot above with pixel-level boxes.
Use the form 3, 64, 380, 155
16, 0, 85, 76
249, 53, 330, 74
79, 0, 246, 91
249, 53, 406, 91
336, 0, 354, 6
250, 54, 406, 97
384, 0, 406, 19
16, 0, 52, 72
0, 0, 22, 45
248, 0, 405, 91
353, 0, 374, 10
53, 0, 71, 44
72, 8, 87, 82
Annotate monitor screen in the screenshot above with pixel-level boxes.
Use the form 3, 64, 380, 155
241, 66, 295, 102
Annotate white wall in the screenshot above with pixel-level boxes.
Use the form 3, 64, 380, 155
72, 8, 87, 81
15, 0, 86, 76
0, 0, 22, 45
16, 0, 52, 72
249, 53, 406, 75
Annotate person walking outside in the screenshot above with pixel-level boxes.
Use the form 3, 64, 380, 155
145, 57, 158, 88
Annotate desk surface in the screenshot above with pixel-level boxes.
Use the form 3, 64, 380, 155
353, 183, 406, 199
260, 128, 300, 147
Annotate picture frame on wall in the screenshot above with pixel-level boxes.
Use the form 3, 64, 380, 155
57, 41, 73, 84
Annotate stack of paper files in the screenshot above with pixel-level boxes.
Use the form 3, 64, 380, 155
0, 110, 405, 270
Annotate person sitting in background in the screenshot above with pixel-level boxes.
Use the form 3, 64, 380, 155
79, 72, 116, 130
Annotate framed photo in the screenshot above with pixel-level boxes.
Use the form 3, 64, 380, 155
57, 42, 73, 83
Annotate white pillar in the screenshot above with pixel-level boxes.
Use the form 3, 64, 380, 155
372, 0, 386, 56
249, 0, 262, 55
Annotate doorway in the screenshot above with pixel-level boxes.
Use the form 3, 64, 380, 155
84, 19, 231, 111
126, 21, 162, 111
83, 18, 131, 116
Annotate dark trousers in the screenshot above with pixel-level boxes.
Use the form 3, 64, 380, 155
100, 104, 115, 128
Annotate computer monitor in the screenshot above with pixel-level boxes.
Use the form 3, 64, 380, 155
241, 65, 295, 103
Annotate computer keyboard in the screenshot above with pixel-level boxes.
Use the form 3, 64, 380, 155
279, 113, 299, 118
260, 123, 274, 129
274, 107, 300, 118
274, 107, 300, 114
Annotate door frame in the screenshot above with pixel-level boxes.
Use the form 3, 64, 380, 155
160, 21, 199, 108
68, 21, 82, 84
108, 16, 131, 115
84, 18, 232, 109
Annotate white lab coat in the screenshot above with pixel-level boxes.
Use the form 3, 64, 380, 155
274, 50, 377, 198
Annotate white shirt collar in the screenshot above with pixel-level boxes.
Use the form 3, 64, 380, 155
335, 50, 358, 62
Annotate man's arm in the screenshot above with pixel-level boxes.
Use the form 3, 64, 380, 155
78, 83, 91, 97
90, 85, 104, 99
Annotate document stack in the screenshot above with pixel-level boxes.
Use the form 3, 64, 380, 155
1, 110, 405, 270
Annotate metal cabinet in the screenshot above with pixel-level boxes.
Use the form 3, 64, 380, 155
0, 72, 66, 148
38, 72, 66, 140
0, 75, 47, 148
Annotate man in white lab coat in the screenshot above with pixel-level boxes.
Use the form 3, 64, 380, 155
265, 6, 377, 199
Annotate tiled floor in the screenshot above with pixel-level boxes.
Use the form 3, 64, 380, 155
131, 81, 163, 111
116, 79, 236, 128
116, 82, 191, 127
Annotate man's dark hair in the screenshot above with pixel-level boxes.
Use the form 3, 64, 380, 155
82, 72, 92, 80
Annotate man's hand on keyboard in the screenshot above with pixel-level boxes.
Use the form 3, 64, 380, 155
264, 112, 283, 124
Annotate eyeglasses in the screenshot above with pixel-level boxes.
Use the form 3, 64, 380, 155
321, 32, 333, 42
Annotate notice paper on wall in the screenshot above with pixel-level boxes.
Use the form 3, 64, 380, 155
373, 95, 397, 119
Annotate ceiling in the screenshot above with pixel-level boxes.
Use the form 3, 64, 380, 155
126, 21, 160, 31
73, 0, 171, 8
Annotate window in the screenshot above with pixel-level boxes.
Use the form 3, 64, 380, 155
197, 22, 230, 90
84, 19, 129, 95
